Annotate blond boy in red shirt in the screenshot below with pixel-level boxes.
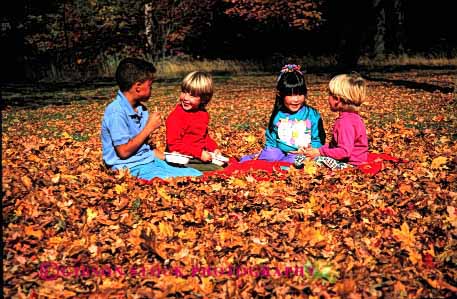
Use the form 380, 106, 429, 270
166, 71, 224, 171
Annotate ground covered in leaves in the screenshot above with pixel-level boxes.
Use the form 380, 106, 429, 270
2, 69, 457, 298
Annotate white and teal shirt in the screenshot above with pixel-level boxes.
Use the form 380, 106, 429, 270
265, 106, 325, 152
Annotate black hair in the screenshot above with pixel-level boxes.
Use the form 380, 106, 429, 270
267, 70, 308, 131
115, 58, 156, 92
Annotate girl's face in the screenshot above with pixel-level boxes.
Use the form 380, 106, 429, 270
180, 91, 201, 111
284, 94, 305, 113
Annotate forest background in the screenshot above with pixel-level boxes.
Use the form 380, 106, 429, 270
1, 0, 456, 83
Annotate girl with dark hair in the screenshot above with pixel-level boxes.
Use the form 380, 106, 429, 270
240, 64, 326, 163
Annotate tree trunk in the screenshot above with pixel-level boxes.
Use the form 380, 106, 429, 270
1, 0, 26, 82
63, 1, 71, 65
331, 0, 371, 72
373, 0, 386, 58
392, 0, 405, 54
144, 3, 154, 57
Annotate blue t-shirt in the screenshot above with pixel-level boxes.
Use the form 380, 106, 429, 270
265, 105, 325, 152
101, 91, 155, 170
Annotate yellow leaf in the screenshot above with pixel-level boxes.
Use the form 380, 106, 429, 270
88, 244, 98, 256
244, 135, 257, 143
236, 221, 249, 233
86, 208, 98, 223
158, 222, 174, 238
211, 183, 222, 192
257, 181, 273, 196
198, 277, 214, 295
230, 178, 247, 188
115, 168, 130, 179
303, 159, 317, 176
431, 156, 447, 169
114, 184, 126, 194
392, 222, 416, 247
157, 187, 172, 201
440, 136, 450, 143
48, 236, 63, 245
51, 173, 60, 184
178, 228, 197, 240
62, 132, 72, 139
407, 248, 421, 265
246, 175, 256, 183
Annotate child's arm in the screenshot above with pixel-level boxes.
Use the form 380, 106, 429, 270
205, 133, 218, 152
318, 125, 355, 160
114, 112, 161, 159
265, 127, 277, 148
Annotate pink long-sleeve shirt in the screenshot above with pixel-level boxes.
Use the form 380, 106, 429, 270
319, 112, 368, 165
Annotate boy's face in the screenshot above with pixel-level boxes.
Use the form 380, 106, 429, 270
135, 79, 153, 101
328, 94, 340, 111
180, 91, 201, 111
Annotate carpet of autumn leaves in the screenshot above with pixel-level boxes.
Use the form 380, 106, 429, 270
2, 69, 457, 299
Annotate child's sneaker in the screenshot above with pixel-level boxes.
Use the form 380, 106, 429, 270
294, 154, 306, 169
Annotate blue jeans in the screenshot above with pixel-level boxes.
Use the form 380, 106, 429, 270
129, 158, 202, 180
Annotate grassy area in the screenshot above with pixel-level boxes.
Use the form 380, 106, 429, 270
38, 52, 457, 82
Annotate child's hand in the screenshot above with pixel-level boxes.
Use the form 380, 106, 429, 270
200, 150, 212, 162
213, 149, 222, 156
146, 112, 162, 133
303, 148, 320, 159
290, 146, 307, 154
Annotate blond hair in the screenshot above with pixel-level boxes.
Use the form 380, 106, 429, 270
328, 73, 367, 112
181, 71, 214, 106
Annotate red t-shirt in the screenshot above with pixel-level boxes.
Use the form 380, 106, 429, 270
166, 104, 218, 158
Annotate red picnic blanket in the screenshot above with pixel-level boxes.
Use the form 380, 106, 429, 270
203, 153, 407, 177
203, 158, 291, 180
358, 152, 407, 175
139, 153, 407, 184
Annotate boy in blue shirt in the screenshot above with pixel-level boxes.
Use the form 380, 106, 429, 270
101, 57, 202, 179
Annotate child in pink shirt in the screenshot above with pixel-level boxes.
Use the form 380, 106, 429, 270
302, 73, 368, 170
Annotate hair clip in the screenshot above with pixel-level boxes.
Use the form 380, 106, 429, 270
277, 64, 303, 81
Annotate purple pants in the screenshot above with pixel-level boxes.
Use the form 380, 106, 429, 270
239, 147, 297, 163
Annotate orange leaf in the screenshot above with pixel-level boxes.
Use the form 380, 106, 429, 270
25, 226, 43, 240
392, 222, 416, 248
21, 176, 33, 189
431, 156, 448, 169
